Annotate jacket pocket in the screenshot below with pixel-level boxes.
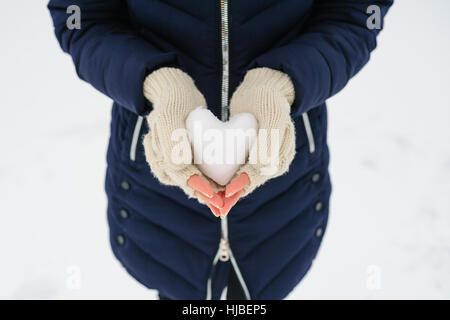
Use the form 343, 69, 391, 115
116, 105, 147, 166
127, 114, 150, 169
301, 111, 315, 154
129, 115, 144, 162
294, 104, 326, 156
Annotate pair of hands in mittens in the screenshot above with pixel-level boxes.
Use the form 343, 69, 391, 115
143, 67, 296, 218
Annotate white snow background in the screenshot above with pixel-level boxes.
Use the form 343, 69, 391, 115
0, 1, 449, 299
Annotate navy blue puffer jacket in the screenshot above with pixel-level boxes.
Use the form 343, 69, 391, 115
48, 0, 392, 299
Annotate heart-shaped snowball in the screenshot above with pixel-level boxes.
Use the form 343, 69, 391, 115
186, 107, 258, 186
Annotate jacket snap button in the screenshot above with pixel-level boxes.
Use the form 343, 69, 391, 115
311, 173, 321, 183
119, 209, 129, 219
315, 227, 323, 238
121, 180, 130, 191
117, 234, 126, 245
314, 201, 323, 212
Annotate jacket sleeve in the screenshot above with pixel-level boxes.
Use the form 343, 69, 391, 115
48, 0, 180, 115
249, 0, 393, 117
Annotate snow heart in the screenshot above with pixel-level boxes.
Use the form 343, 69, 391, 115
185, 107, 258, 186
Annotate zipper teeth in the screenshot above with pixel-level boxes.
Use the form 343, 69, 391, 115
213, 0, 251, 301
219, 0, 230, 251
221, 209, 228, 240
219, 0, 230, 255
220, 0, 230, 121
130, 116, 144, 161
206, 0, 231, 300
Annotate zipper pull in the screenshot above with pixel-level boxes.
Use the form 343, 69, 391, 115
219, 237, 230, 262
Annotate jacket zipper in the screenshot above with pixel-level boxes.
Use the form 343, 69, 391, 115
207, 216, 251, 300
206, 0, 251, 301
220, 0, 230, 122
302, 112, 315, 154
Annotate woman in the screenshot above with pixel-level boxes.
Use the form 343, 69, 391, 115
48, 0, 392, 299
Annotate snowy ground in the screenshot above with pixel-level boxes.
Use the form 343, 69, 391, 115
0, 1, 449, 299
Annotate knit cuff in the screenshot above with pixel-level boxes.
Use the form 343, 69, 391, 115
240, 68, 295, 105
234, 119, 296, 197
143, 67, 200, 105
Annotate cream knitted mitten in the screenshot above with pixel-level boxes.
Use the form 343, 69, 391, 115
229, 68, 296, 196
142, 67, 213, 197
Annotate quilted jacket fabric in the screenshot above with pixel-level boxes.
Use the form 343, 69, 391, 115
48, 0, 392, 299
